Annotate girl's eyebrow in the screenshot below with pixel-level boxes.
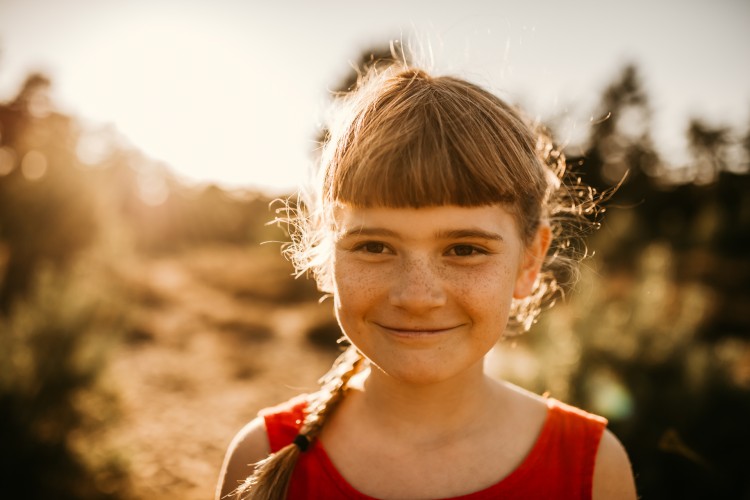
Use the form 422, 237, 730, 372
337, 227, 400, 240
337, 227, 504, 242
437, 229, 505, 242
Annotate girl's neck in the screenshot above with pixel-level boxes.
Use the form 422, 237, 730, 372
349, 362, 506, 441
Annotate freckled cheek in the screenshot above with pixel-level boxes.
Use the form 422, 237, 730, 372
450, 266, 516, 319
332, 259, 386, 316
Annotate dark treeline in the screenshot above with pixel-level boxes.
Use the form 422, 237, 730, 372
556, 64, 750, 498
573, 63, 750, 338
0, 73, 284, 310
1, 55, 749, 498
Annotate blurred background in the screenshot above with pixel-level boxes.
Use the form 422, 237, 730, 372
0, 0, 748, 498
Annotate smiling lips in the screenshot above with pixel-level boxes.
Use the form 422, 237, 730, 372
375, 323, 462, 335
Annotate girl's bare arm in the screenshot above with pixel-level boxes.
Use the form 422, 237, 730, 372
215, 417, 269, 500
593, 430, 638, 499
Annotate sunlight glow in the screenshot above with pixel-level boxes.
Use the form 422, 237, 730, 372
56, 6, 307, 193
1, 0, 747, 193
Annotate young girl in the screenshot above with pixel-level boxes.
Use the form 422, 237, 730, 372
217, 63, 637, 500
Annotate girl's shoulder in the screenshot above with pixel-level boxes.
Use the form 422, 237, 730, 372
216, 394, 308, 500
592, 428, 638, 499
216, 416, 268, 499
495, 384, 637, 498
503, 385, 636, 499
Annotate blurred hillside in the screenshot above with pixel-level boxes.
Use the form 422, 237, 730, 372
0, 58, 749, 499
0, 72, 330, 499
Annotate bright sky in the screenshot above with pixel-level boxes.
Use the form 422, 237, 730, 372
0, 0, 748, 194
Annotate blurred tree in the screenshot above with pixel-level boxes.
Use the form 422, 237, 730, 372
556, 63, 750, 499
0, 73, 129, 498
334, 40, 407, 93
581, 64, 659, 192
0, 73, 98, 310
687, 118, 732, 184
568, 64, 662, 271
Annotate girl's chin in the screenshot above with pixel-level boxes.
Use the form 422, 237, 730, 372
367, 361, 477, 387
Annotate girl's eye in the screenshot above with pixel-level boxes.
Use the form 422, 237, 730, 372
449, 245, 484, 257
359, 242, 386, 254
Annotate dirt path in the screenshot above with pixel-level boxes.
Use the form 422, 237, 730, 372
107, 249, 339, 499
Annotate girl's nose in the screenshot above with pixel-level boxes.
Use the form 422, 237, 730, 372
389, 258, 447, 312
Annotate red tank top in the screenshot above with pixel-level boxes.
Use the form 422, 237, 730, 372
261, 395, 607, 499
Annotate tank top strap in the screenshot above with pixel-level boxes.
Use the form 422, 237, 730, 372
538, 397, 608, 498
259, 394, 309, 453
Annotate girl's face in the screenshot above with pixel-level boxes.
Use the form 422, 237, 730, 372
331, 204, 549, 385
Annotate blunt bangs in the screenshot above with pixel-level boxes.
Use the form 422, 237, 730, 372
322, 70, 547, 232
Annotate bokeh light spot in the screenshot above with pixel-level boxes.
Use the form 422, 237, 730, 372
21, 150, 48, 181
137, 169, 169, 206
76, 130, 112, 166
587, 368, 634, 420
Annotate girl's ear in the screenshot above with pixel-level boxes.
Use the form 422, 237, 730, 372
513, 223, 552, 299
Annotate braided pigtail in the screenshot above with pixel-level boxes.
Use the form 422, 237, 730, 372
232, 345, 365, 500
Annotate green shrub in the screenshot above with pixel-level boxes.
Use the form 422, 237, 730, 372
0, 263, 130, 499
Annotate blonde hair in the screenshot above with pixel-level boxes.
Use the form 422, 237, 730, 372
238, 64, 603, 499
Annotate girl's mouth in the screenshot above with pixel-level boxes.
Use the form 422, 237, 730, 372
375, 323, 462, 335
